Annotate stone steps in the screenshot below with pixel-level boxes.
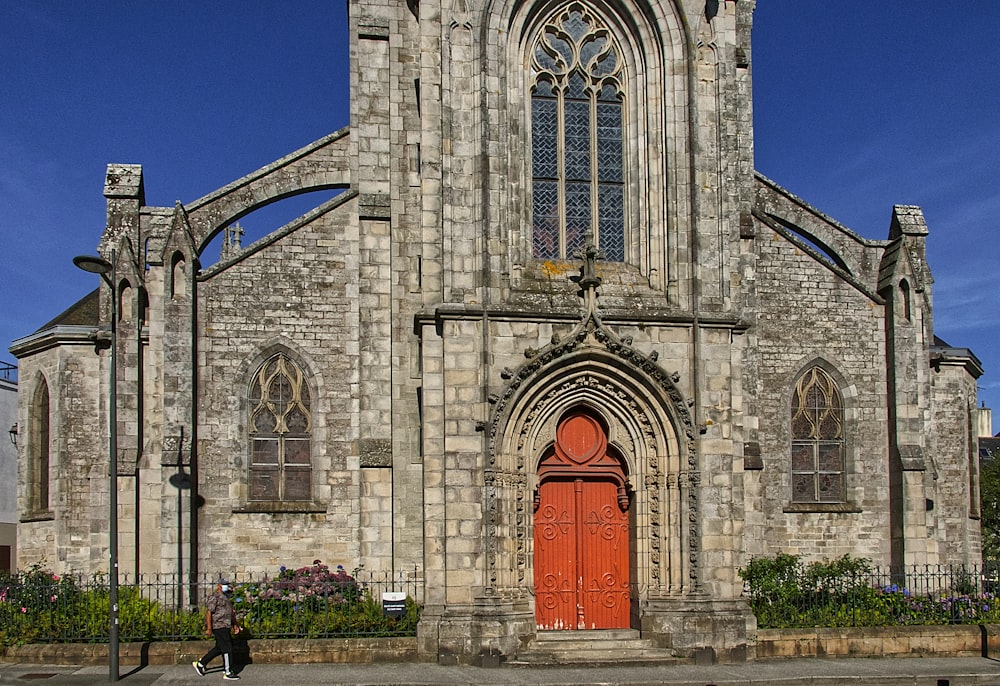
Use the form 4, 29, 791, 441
509, 629, 689, 666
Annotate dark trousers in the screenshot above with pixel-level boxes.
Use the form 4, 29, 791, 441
200, 628, 233, 672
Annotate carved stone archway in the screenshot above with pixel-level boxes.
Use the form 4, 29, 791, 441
484, 316, 699, 602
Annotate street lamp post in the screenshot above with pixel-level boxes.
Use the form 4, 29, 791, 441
73, 251, 119, 683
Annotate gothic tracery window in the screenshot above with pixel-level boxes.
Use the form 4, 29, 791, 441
790, 367, 845, 503
530, 4, 625, 262
248, 353, 312, 501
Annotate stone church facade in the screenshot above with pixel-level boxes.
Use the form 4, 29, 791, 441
11, 0, 984, 664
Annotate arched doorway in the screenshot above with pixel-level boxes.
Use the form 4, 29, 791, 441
533, 410, 630, 630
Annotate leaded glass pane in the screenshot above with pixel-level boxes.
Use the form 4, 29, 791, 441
286, 407, 308, 433
597, 111, 622, 181
251, 407, 276, 433
817, 443, 843, 472
803, 382, 821, 408
565, 182, 591, 256
598, 184, 624, 262
536, 37, 571, 71
818, 406, 843, 440
580, 34, 609, 71
791, 442, 814, 472
532, 96, 558, 179
566, 70, 587, 99
792, 473, 815, 502
818, 473, 844, 502
564, 98, 590, 181
252, 438, 279, 464
285, 438, 310, 465
562, 9, 590, 41
533, 181, 560, 259
284, 466, 311, 501
591, 47, 617, 77
270, 374, 291, 414
250, 467, 278, 501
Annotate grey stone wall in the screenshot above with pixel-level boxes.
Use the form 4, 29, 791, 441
746, 215, 891, 564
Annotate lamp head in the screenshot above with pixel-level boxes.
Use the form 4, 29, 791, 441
73, 255, 113, 275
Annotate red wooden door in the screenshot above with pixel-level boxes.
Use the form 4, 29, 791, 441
535, 479, 629, 629
534, 413, 630, 630
534, 480, 578, 630
578, 480, 629, 628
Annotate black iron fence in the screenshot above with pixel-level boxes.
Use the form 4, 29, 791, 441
0, 562, 421, 645
743, 560, 1000, 629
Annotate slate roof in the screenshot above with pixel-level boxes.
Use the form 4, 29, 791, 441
35, 288, 100, 332
983, 436, 1000, 460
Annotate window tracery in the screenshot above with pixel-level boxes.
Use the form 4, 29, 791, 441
530, 3, 625, 261
790, 366, 845, 503
248, 353, 312, 501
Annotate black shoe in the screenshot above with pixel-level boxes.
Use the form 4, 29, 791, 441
223, 673, 240, 681
192, 661, 206, 676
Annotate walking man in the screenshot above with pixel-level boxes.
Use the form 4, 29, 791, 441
193, 580, 242, 680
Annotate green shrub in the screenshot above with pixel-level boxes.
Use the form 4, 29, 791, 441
740, 553, 1000, 628
0, 561, 421, 646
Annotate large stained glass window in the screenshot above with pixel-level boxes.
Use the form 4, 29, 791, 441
248, 353, 312, 501
790, 367, 846, 503
531, 4, 624, 261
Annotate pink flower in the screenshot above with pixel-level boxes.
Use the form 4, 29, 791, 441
20, 607, 27, 613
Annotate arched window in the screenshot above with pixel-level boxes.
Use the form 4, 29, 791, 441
248, 353, 312, 501
790, 367, 845, 503
530, 3, 625, 262
29, 378, 51, 513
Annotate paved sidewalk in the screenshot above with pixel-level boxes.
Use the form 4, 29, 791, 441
1, 657, 1000, 686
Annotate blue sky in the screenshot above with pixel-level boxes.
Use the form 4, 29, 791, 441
1, 2, 998, 418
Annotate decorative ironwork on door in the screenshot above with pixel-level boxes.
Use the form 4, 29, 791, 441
534, 412, 630, 630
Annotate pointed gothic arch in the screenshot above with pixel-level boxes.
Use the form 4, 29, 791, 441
246, 351, 314, 502
28, 373, 51, 515
492, 0, 691, 290
484, 318, 700, 603
784, 357, 861, 512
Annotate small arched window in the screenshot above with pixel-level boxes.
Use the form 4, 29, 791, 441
248, 353, 312, 501
530, 3, 625, 261
29, 378, 51, 513
790, 367, 845, 503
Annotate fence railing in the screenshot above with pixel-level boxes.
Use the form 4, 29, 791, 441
743, 561, 1000, 629
0, 563, 421, 644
